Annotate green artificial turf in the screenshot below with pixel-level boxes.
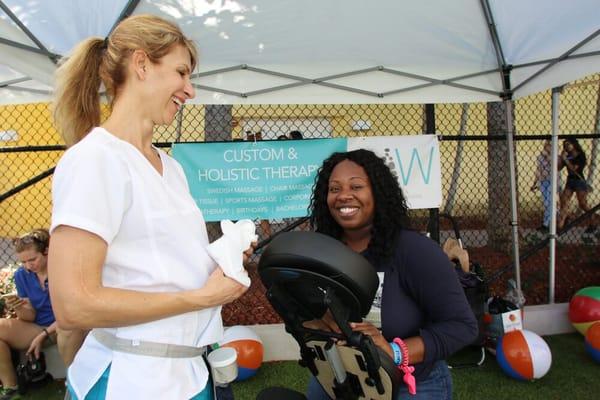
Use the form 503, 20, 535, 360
232, 360, 311, 398
20, 333, 599, 400
19, 379, 66, 400
449, 333, 598, 400
232, 333, 598, 400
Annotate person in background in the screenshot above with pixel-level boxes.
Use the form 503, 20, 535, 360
245, 129, 262, 143
0, 230, 55, 400
557, 137, 596, 232
306, 149, 477, 399
49, 14, 250, 400
289, 130, 303, 140
530, 140, 560, 232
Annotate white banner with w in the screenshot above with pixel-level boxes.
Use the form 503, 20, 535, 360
348, 136, 442, 209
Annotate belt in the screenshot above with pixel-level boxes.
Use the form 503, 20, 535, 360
92, 329, 206, 358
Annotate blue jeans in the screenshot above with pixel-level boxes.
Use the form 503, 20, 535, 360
67, 364, 213, 400
540, 179, 553, 227
306, 360, 452, 400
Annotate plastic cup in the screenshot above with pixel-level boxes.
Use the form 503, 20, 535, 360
207, 347, 238, 386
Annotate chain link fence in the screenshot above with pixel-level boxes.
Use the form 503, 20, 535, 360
2, 74, 599, 325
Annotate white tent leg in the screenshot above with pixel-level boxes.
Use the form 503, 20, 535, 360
549, 87, 563, 304
504, 99, 522, 293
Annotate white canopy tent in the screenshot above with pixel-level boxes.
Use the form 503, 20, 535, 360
1, 0, 599, 105
1, 0, 600, 302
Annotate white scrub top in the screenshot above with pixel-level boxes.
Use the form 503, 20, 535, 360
51, 127, 221, 399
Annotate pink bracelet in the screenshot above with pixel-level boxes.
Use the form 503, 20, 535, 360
393, 338, 416, 395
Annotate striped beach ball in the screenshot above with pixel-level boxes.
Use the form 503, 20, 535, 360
585, 321, 600, 364
221, 325, 264, 381
569, 286, 600, 335
496, 329, 552, 381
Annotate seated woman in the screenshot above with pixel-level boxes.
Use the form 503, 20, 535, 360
306, 149, 478, 400
0, 229, 56, 400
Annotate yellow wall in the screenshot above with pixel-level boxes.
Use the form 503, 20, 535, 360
1, 103, 62, 237
232, 104, 424, 138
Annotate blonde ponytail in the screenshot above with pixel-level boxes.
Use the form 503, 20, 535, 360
52, 15, 196, 147
52, 38, 105, 147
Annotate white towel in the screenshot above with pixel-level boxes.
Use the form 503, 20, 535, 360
206, 220, 258, 287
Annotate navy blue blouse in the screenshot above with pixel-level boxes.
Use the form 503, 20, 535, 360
363, 230, 478, 381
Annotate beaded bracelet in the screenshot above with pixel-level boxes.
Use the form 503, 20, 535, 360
393, 337, 417, 395
389, 341, 402, 365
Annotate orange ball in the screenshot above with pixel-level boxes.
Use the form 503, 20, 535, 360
585, 321, 600, 364
221, 326, 264, 381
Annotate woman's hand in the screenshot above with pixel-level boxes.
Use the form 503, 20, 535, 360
5, 295, 26, 310
243, 241, 257, 265
26, 331, 47, 359
302, 310, 342, 334
200, 268, 248, 307
350, 321, 393, 358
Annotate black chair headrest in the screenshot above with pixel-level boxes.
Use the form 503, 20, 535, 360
258, 231, 379, 321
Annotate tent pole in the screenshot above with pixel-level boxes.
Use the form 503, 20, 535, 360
443, 104, 469, 215
503, 99, 522, 293
425, 104, 440, 244
0, 0, 58, 63
108, 0, 142, 35
483, 0, 521, 292
513, 29, 600, 94
549, 87, 563, 304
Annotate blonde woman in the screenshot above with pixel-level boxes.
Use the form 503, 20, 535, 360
49, 15, 250, 399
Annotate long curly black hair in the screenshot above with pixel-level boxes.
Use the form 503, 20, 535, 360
309, 149, 410, 264
564, 137, 586, 162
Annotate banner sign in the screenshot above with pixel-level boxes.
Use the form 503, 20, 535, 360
173, 139, 346, 221
347, 136, 442, 209
173, 135, 441, 221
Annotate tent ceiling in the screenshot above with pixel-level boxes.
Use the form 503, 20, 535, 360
1, 0, 599, 105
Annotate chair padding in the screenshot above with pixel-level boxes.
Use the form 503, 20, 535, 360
259, 232, 379, 320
